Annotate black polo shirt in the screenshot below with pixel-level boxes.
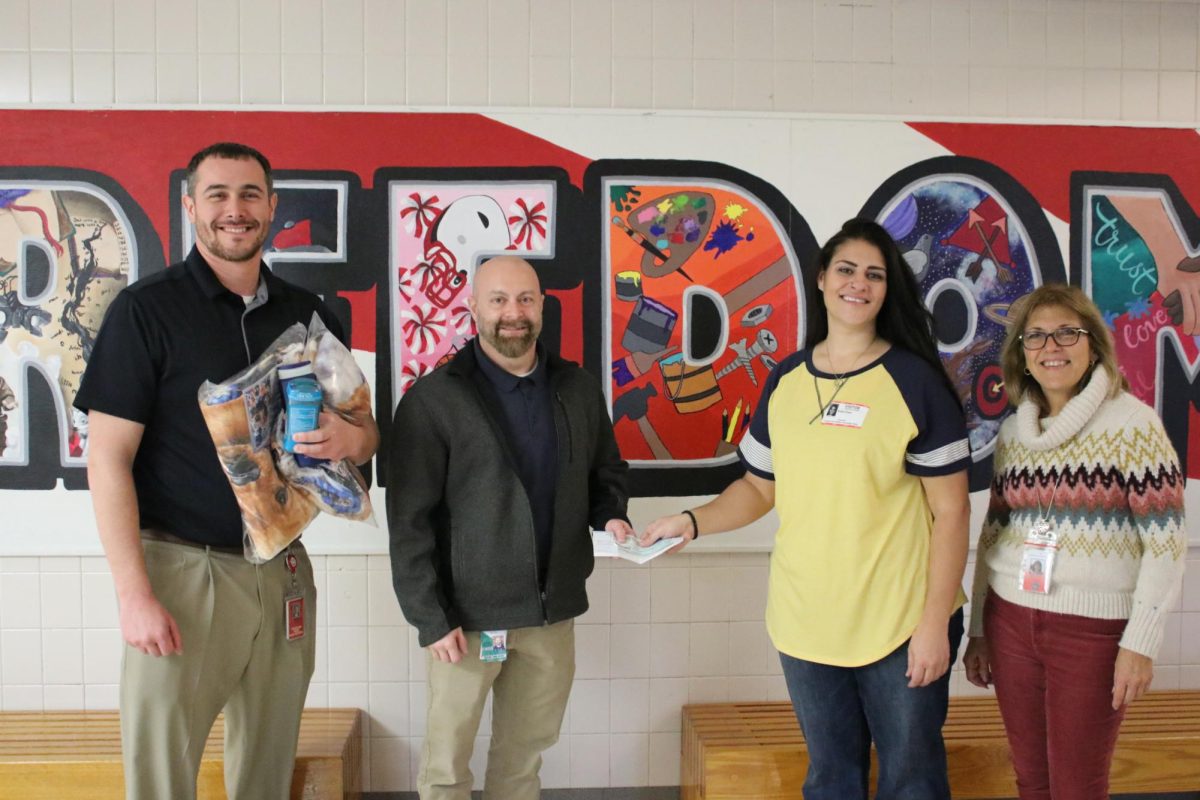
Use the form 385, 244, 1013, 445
74, 247, 345, 547
473, 338, 558, 584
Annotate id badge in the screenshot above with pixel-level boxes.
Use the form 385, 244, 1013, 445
283, 550, 305, 641
481, 630, 508, 662
285, 593, 306, 641
1018, 519, 1058, 595
821, 402, 869, 428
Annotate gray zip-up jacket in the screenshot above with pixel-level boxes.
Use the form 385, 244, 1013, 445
387, 341, 629, 647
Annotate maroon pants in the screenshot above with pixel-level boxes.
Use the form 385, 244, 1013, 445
984, 590, 1128, 800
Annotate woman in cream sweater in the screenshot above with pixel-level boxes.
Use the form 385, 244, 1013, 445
963, 283, 1186, 800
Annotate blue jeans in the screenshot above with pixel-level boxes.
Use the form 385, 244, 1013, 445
779, 608, 964, 800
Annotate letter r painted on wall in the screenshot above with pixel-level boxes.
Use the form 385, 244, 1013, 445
0, 170, 163, 489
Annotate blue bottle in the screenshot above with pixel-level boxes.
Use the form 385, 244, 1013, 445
279, 361, 324, 467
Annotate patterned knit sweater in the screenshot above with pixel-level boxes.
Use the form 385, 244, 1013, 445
968, 369, 1187, 658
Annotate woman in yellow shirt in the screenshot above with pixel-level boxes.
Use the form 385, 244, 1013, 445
641, 218, 971, 799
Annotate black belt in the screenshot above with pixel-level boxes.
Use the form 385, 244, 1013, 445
140, 528, 245, 556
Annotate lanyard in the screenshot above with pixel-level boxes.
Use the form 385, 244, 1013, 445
808, 339, 875, 424
810, 373, 850, 424
1037, 469, 1065, 522
285, 547, 298, 593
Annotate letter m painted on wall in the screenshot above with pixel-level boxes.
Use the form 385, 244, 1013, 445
1072, 173, 1200, 476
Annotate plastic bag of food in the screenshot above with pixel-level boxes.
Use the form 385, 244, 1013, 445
275, 315, 375, 524
197, 314, 374, 563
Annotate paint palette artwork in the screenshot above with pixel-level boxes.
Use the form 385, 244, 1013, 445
620, 191, 715, 279
605, 181, 800, 464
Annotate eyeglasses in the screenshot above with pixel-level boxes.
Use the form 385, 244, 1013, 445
1020, 327, 1090, 350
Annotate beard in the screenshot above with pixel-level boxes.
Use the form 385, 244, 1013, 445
482, 319, 539, 359
195, 219, 270, 263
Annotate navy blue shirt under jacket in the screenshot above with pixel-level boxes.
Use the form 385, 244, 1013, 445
473, 338, 558, 585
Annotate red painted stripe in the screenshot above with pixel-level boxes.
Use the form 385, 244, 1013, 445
908, 122, 1200, 222
0, 110, 592, 263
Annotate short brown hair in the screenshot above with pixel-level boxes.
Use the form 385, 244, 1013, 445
1000, 283, 1128, 413
186, 142, 273, 197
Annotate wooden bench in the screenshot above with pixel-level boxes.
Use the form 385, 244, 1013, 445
0, 707, 362, 800
682, 691, 1200, 799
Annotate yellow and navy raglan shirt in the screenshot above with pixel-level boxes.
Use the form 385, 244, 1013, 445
739, 346, 971, 667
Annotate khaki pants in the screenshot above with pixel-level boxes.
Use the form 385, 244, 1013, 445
120, 536, 316, 800
418, 619, 575, 800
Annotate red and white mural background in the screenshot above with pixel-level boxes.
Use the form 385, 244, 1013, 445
1, 109, 1198, 552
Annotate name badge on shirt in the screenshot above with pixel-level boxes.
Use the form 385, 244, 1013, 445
283, 550, 305, 641
481, 630, 508, 662
285, 594, 305, 641
821, 402, 869, 428
1018, 519, 1058, 595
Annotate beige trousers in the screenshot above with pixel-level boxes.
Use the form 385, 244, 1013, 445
120, 537, 316, 800
418, 618, 576, 800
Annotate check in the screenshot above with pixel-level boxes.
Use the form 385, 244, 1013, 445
591, 530, 684, 565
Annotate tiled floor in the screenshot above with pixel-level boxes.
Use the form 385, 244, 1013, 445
364, 791, 681, 799
362, 793, 1198, 800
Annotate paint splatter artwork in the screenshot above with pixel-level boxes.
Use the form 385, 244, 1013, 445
605, 182, 800, 463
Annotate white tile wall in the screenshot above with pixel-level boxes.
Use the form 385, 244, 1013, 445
4, 0, 1200, 791
1, 0, 1194, 120
4, 551, 1199, 791
609, 731, 649, 787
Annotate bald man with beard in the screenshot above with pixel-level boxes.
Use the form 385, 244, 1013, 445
387, 256, 631, 800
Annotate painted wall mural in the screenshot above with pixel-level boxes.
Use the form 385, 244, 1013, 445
389, 180, 557, 398
603, 178, 802, 471
1074, 175, 1200, 478
864, 158, 1066, 467
2, 111, 1199, 537
0, 181, 146, 476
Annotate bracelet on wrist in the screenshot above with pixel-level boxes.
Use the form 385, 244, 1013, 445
681, 509, 699, 542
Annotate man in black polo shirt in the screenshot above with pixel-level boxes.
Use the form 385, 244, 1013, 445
75, 142, 378, 800
388, 255, 631, 800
